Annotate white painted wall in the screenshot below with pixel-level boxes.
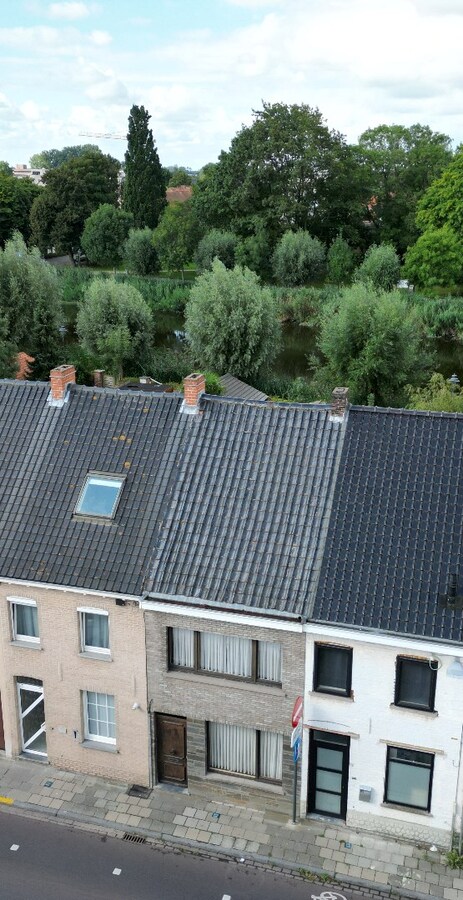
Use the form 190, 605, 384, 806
301, 627, 463, 846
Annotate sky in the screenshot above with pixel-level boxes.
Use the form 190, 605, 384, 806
1, 0, 463, 170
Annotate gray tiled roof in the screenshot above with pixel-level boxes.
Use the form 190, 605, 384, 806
0, 381, 187, 595
313, 406, 463, 643
149, 398, 343, 617
219, 374, 268, 402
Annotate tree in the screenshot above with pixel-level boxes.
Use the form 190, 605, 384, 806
326, 234, 355, 285
355, 243, 401, 292
407, 373, 463, 412
185, 259, 280, 379
194, 229, 237, 272
76, 277, 154, 381
0, 162, 12, 176
358, 123, 453, 254
0, 232, 62, 376
272, 231, 326, 286
403, 226, 463, 287
0, 175, 40, 245
192, 102, 370, 269
30, 150, 120, 256
81, 204, 133, 266
316, 282, 429, 406
153, 200, 203, 272
29, 145, 100, 170
124, 227, 159, 275
123, 105, 166, 229
168, 167, 193, 187
415, 151, 463, 239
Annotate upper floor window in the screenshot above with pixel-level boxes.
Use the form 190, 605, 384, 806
313, 644, 352, 697
10, 598, 39, 644
384, 746, 434, 811
169, 627, 282, 684
75, 474, 124, 519
394, 657, 437, 711
79, 609, 109, 655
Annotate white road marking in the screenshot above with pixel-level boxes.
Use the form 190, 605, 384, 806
221, 895, 231, 900
10, 845, 19, 851
112, 868, 122, 875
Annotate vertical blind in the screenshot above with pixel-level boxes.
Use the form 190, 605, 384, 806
258, 641, 282, 682
15, 604, 38, 639
83, 612, 109, 650
171, 627, 194, 667
201, 633, 252, 677
208, 722, 283, 782
171, 627, 282, 682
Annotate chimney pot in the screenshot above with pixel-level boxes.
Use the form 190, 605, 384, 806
331, 386, 349, 420
49, 364, 76, 404
182, 373, 206, 414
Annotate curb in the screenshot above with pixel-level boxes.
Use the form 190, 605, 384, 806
1, 800, 441, 900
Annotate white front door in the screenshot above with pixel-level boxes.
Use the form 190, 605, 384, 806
18, 680, 47, 757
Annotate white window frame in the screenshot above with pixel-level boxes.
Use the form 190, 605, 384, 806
83, 691, 116, 745
9, 597, 39, 644
74, 473, 125, 519
78, 608, 110, 656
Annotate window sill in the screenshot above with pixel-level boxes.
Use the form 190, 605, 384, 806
309, 690, 353, 701
166, 669, 283, 694
390, 703, 438, 717
10, 640, 42, 651
205, 771, 283, 794
82, 740, 118, 753
79, 651, 112, 662
381, 802, 432, 817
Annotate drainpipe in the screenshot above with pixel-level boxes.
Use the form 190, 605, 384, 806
147, 699, 154, 789
451, 723, 463, 851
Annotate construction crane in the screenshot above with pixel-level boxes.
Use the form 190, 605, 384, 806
79, 132, 126, 140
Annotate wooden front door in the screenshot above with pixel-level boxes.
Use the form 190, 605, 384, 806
0, 692, 5, 750
156, 714, 187, 785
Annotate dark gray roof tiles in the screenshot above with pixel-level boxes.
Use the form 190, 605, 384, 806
313, 406, 463, 643
148, 398, 344, 616
219, 374, 268, 402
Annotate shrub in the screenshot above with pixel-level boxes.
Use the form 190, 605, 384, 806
195, 229, 238, 272
355, 243, 401, 291
403, 226, 463, 288
327, 234, 355, 285
81, 204, 133, 266
272, 231, 326, 286
124, 227, 159, 275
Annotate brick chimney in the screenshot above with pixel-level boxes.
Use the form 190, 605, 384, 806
182, 373, 205, 414
93, 369, 105, 388
330, 386, 349, 420
49, 364, 76, 406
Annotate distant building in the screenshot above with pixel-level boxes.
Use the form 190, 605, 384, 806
166, 185, 193, 204
12, 164, 45, 185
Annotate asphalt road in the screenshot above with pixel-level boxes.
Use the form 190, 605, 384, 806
0, 810, 376, 900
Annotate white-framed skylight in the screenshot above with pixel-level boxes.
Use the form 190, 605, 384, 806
75, 473, 125, 519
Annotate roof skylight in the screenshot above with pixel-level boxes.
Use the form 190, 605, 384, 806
75, 474, 124, 519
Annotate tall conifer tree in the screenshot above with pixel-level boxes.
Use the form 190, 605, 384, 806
123, 105, 166, 229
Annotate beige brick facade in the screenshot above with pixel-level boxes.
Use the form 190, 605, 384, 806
145, 608, 305, 814
0, 582, 150, 786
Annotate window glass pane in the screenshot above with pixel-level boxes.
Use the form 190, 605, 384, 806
397, 659, 433, 708
387, 759, 431, 809
86, 691, 115, 741
200, 633, 252, 677
317, 747, 344, 771
84, 612, 109, 650
259, 731, 283, 781
316, 770, 342, 792
258, 642, 282, 682
315, 790, 341, 815
76, 476, 123, 517
316, 646, 350, 693
171, 628, 194, 667
208, 722, 256, 775
15, 604, 38, 639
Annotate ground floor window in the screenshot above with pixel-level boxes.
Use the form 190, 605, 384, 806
207, 722, 282, 783
84, 691, 116, 745
384, 746, 434, 811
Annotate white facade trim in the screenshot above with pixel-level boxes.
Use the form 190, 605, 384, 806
306, 622, 463, 658
0, 578, 140, 604
141, 598, 303, 632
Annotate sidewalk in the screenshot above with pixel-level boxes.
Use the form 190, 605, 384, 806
0, 756, 460, 900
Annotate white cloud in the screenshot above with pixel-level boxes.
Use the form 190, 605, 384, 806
47, 2, 90, 19
19, 100, 42, 121
89, 30, 111, 46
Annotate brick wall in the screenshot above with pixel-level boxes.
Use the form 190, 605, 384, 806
146, 609, 304, 815
0, 583, 150, 786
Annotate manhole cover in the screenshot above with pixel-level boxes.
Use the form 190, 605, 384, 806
122, 833, 147, 844
127, 784, 152, 799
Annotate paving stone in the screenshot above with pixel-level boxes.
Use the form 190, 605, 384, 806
221, 836, 235, 849
104, 811, 118, 822
173, 825, 187, 838
48, 799, 63, 810
209, 835, 223, 846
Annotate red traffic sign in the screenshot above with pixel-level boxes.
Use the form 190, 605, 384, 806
292, 695, 303, 727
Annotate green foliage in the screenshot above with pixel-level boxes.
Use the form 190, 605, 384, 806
149, 346, 195, 383
355, 243, 401, 291
62, 342, 100, 385
252, 371, 317, 403
168, 167, 193, 187
0, 232, 63, 376
416, 151, 463, 239
272, 231, 326, 286
403, 226, 463, 288
81, 204, 133, 266
445, 849, 463, 870
0, 175, 40, 245
0, 161, 13, 176
195, 228, 238, 272
76, 277, 154, 381
123, 105, 166, 229
327, 233, 355, 285
56, 267, 95, 303
30, 150, 120, 256
407, 373, 463, 412
29, 145, 101, 170
203, 371, 223, 394
153, 200, 203, 271
358, 123, 453, 254
123, 228, 159, 276
56, 268, 191, 311
410, 292, 463, 339
185, 259, 281, 379
317, 281, 430, 406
